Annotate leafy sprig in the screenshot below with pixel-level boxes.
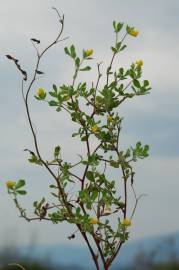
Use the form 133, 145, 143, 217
6, 12, 151, 270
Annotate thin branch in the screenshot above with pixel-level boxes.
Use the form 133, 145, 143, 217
106, 52, 116, 86
130, 185, 146, 220
107, 241, 124, 267
18, 11, 100, 270
95, 62, 103, 90
106, 32, 127, 87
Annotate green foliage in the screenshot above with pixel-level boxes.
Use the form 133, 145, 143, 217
28, 153, 43, 166
6, 14, 151, 270
7, 179, 27, 196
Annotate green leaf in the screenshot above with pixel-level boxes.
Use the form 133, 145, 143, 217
16, 190, 27, 195
110, 160, 120, 168
72, 132, 79, 137
51, 192, 58, 197
33, 201, 38, 207
15, 179, 25, 189
70, 44, 76, 59
144, 145, 149, 157
56, 107, 62, 112
53, 84, 58, 92
34, 96, 42, 101
64, 47, 70, 56
37, 198, 45, 209
34, 93, 46, 100
113, 21, 117, 31
133, 79, 141, 88
111, 46, 117, 53
80, 66, 91, 71
120, 45, 127, 51
54, 145, 61, 158
28, 154, 42, 166
86, 202, 92, 210
136, 142, 141, 148
113, 21, 123, 33
49, 91, 57, 98
116, 42, 121, 50
132, 142, 149, 160
86, 171, 94, 181
49, 184, 57, 189
38, 197, 45, 208
144, 80, 149, 87
76, 207, 81, 217
75, 57, 80, 67
49, 100, 59, 106
90, 190, 98, 201
126, 25, 134, 34
116, 22, 123, 32
81, 136, 87, 141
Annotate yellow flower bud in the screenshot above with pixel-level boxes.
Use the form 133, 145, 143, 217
91, 125, 98, 134
64, 95, 70, 101
37, 88, 46, 99
85, 49, 93, 57
6, 180, 16, 189
107, 115, 113, 122
121, 218, 131, 226
128, 29, 139, 37
135, 60, 143, 66
89, 217, 99, 225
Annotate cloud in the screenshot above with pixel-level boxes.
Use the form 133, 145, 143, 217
0, 0, 179, 248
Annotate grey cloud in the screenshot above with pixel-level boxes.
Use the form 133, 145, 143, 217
1, 0, 179, 248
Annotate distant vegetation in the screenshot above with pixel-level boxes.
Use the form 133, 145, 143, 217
128, 262, 179, 270
1, 261, 179, 270
0, 236, 179, 270
1, 258, 179, 270
0, 262, 49, 270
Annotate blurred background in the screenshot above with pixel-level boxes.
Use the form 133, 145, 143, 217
0, 0, 179, 269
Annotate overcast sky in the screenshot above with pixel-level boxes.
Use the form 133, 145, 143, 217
0, 0, 179, 249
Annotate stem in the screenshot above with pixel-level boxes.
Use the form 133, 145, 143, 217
12, 11, 139, 270
107, 241, 124, 267
80, 231, 100, 270
21, 11, 101, 270
92, 235, 107, 269
81, 142, 102, 190
106, 32, 128, 87
96, 62, 102, 90
122, 165, 128, 219
21, 10, 81, 237
72, 59, 84, 87
106, 52, 116, 86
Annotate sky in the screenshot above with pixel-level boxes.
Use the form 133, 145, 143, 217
0, 0, 179, 250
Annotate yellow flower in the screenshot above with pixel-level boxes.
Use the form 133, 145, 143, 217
128, 29, 139, 37
91, 125, 98, 134
135, 60, 143, 67
37, 88, 46, 99
121, 218, 131, 226
64, 95, 70, 101
107, 115, 113, 122
6, 180, 16, 189
85, 49, 93, 57
89, 218, 99, 225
